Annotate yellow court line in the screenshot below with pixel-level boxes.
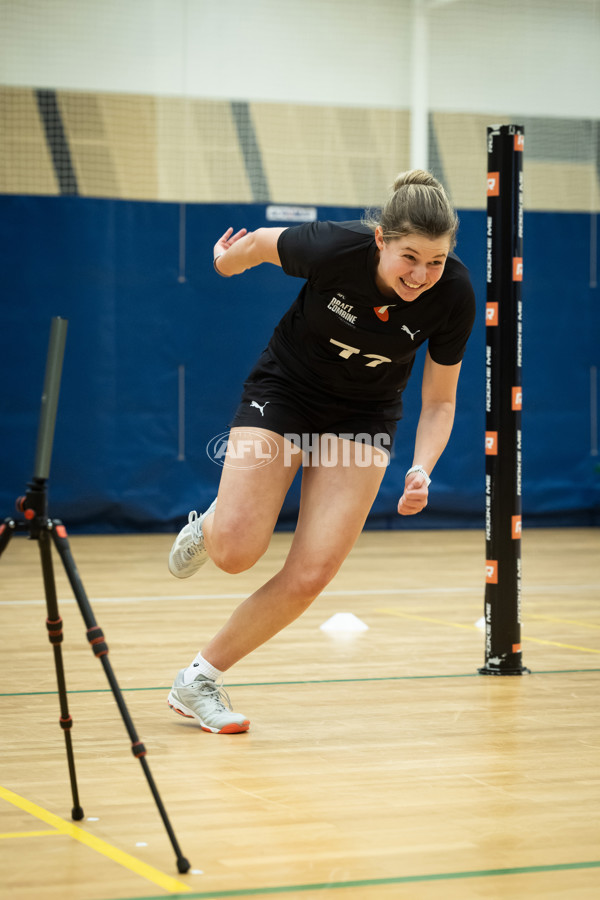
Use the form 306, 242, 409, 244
0, 830, 60, 838
523, 636, 600, 654
526, 614, 600, 630
375, 608, 600, 655
0, 784, 191, 894
375, 607, 479, 631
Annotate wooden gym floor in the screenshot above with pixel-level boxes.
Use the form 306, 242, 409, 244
0, 527, 598, 899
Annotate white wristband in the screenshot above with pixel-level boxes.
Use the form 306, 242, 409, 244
405, 465, 431, 486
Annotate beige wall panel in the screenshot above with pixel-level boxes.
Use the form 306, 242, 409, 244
253, 104, 410, 207
155, 98, 251, 203
252, 103, 346, 205
59, 91, 120, 197
0, 87, 58, 195
432, 112, 511, 210
99, 94, 159, 200
2, 87, 598, 211
525, 160, 600, 212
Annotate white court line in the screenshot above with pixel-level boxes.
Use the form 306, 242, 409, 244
1, 584, 599, 607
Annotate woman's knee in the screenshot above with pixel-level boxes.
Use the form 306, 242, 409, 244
211, 547, 262, 575
283, 557, 341, 600
207, 519, 269, 574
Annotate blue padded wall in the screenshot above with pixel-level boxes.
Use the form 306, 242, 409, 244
0, 196, 598, 532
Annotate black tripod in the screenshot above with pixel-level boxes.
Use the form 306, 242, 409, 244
0, 317, 190, 874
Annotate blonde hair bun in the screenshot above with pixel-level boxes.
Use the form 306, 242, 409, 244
392, 170, 442, 192
363, 169, 459, 249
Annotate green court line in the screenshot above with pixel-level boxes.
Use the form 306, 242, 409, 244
105, 859, 600, 899
1, 668, 599, 698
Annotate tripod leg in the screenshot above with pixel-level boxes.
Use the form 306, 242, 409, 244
50, 521, 190, 874
0, 517, 16, 557
38, 525, 84, 820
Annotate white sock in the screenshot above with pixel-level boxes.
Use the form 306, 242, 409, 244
183, 653, 223, 684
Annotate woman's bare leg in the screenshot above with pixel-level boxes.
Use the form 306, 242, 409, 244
201, 437, 388, 670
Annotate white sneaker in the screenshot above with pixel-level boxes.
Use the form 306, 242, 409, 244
168, 500, 216, 578
167, 669, 250, 734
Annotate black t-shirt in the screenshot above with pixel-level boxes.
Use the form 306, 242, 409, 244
268, 220, 475, 407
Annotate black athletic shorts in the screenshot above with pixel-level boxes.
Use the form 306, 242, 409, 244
229, 349, 401, 453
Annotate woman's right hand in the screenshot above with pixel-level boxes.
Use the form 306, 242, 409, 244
213, 227, 248, 268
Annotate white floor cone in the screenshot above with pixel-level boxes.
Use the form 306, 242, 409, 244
320, 612, 369, 633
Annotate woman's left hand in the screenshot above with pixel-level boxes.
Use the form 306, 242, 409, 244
397, 472, 429, 515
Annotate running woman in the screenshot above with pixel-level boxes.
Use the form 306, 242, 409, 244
166, 170, 476, 733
